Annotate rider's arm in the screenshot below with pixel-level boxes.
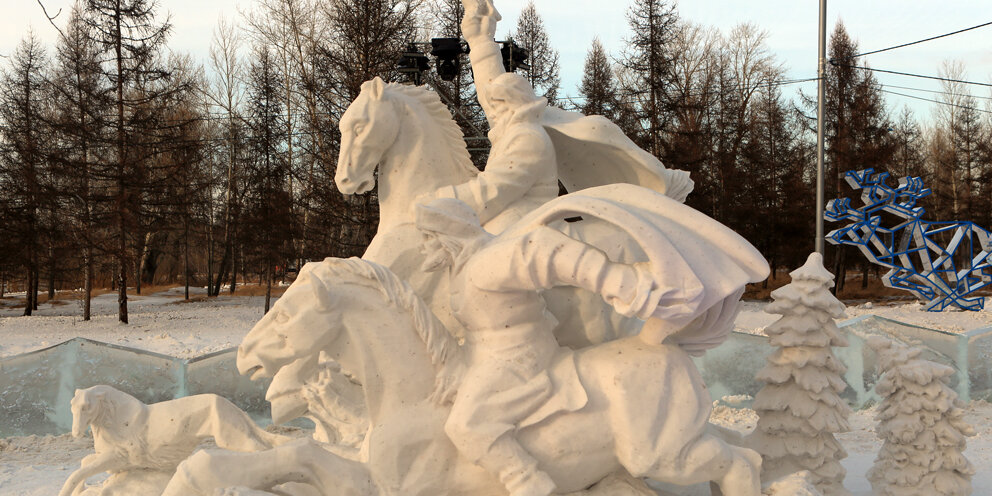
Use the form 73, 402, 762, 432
470, 227, 648, 316
462, 0, 504, 127
434, 128, 553, 225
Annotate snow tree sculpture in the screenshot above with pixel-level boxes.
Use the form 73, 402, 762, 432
866, 336, 976, 496
749, 252, 852, 496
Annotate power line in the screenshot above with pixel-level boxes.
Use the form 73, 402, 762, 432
849, 21, 992, 60
830, 61, 992, 89
880, 89, 992, 116
880, 83, 992, 102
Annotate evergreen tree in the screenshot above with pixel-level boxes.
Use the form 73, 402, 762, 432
805, 22, 894, 292
0, 33, 50, 316
749, 252, 852, 496
578, 38, 617, 120
81, 0, 175, 323
242, 45, 295, 313
510, 1, 560, 103
619, 0, 679, 157
866, 336, 975, 496
48, 3, 110, 320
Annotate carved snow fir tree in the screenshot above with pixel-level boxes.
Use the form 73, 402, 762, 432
866, 336, 976, 496
749, 253, 852, 496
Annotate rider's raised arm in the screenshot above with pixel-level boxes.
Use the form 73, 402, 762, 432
462, 0, 505, 127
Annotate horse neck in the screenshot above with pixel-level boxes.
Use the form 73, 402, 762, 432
332, 301, 441, 421
376, 114, 475, 232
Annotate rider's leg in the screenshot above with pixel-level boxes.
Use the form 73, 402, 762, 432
480, 434, 556, 496
444, 361, 556, 496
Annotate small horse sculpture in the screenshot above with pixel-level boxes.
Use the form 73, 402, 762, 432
825, 168, 992, 311
60, 386, 290, 496
169, 258, 764, 496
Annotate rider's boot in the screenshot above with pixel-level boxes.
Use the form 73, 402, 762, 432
480, 435, 557, 496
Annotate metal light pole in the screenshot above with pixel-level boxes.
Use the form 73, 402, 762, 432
815, 0, 827, 254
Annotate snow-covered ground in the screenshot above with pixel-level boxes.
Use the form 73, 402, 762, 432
736, 296, 992, 335
0, 287, 272, 359
2, 289, 991, 495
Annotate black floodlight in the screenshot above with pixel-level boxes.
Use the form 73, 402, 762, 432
431, 38, 467, 81
500, 39, 530, 72
397, 44, 430, 85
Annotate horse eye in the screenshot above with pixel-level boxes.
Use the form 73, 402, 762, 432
354, 124, 365, 135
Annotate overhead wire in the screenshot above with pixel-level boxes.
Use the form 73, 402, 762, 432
847, 20, 992, 60
830, 62, 992, 89
880, 89, 992, 116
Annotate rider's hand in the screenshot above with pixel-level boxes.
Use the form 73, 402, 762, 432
461, 0, 499, 41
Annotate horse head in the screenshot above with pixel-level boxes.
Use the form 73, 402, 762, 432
335, 77, 401, 195
237, 262, 340, 381
70, 386, 110, 438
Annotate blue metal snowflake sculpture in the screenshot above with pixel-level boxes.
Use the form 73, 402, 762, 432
825, 169, 992, 311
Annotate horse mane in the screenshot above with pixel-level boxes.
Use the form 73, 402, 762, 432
317, 257, 462, 403
84, 386, 149, 454
384, 82, 478, 178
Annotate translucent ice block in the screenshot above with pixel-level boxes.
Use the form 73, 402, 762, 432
187, 348, 272, 424
692, 332, 769, 406
0, 338, 183, 436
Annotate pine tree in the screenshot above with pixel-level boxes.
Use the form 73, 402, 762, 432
749, 252, 852, 496
510, 1, 560, 103
578, 38, 617, 120
0, 33, 50, 316
619, 0, 679, 157
81, 0, 175, 323
866, 336, 976, 496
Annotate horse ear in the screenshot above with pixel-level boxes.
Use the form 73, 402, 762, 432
362, 77, 386, 101
310, 270, 336, 311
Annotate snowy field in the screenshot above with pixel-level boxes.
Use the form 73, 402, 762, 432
2, 289, 992, 495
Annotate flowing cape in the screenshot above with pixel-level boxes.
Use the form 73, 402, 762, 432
542, 108, 694, 203
503, 184, 769, 349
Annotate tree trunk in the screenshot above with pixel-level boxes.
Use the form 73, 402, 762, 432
47, 242, 56, 300
230, 229, 238, 294
83, 246, 92, 321
264, 261, 273, 314
32, 264, 39, 310
23, 267, 33, 316
184, 220, 191, 301
861, 263, 869, 289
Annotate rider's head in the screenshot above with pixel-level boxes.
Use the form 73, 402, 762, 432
487, 73, 542, 122
416, 198, 488, 272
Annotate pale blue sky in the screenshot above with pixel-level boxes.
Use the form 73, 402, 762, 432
3, 0, 991, 121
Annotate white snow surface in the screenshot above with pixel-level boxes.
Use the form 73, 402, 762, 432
2, 290, 991, 495
736, 297, 992, 335
0, 287, 272, 359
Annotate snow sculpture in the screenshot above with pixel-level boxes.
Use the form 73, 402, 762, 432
60, 386, 290, 496
825, 168, 992, 311
60, 0, 788, 494
333, 0, 692, 349
748, 253, 852, 496
866, 336, 976, 496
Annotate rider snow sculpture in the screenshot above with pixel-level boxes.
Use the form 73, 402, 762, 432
427, 74, 558, 234
422, 0, 693, 236
416, 184, 770, 496
417, 198, 657, 496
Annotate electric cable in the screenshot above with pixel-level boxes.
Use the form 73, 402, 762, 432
830, 62, 992, 89
847, 20, 992, 60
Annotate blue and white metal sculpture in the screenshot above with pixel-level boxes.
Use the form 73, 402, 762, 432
825, 169, 992, 311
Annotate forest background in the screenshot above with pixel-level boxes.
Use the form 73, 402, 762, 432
1, 0, 991, 323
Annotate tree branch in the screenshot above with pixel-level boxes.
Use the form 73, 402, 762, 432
35, 0, 68, 42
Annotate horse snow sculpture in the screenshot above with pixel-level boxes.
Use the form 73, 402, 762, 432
825, 168, 992, 311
